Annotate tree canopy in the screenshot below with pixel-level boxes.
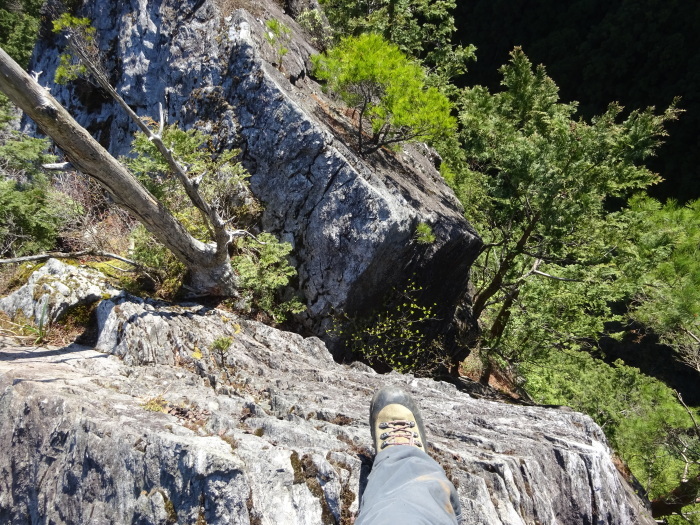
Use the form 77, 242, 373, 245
312, 33, 455, 155
453, 0, 700, 202
319, 0, 474, 79
453, 47, 679, 376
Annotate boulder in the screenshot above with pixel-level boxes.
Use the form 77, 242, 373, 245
0, 258, 120, 325
29, 0, 481, 349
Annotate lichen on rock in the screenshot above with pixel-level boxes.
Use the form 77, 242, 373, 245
0, 264, 656, 524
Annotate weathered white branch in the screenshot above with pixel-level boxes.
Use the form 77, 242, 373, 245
0, 45, 237, 295
42, 161, 73, 171
0, 250, 140, 267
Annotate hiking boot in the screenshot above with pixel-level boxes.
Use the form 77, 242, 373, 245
369, 386, 427, 452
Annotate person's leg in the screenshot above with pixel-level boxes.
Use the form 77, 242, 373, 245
356, 445, 461, 525
355, 386, 461, 525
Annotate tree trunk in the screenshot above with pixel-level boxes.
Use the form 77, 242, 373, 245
472, 214, 540, 319
0, 46, 236, 296
651, 474, 700, 518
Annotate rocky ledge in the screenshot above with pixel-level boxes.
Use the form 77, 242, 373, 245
0, 263, 654, 524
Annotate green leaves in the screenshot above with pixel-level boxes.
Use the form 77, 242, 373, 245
51, 14, 97, 84
0, 123, 59, 257
312, 33, 455, 154
455, 48, 678, 364
125, 124, 249, 225
231, 233, 304, 323
628, 197, 700, 372
413, 222, 436, 244
0, 176, 63, 257
318, 0, 474, 79
0, 0, 42, 68
125, 124, 300, 315
337, 281, 447, 376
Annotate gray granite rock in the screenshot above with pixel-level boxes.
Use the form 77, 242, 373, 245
0, 258, 119, 325
0, 288, 653, 524
28, 0, 481, 348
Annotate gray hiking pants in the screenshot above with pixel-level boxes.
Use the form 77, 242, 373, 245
356, 446, 462, 525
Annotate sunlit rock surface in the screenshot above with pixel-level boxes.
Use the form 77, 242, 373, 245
29, 0, 481, 347
0, 267, 654, 524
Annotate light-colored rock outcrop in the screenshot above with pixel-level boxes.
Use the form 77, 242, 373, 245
0, 264, 654, 524
0, 258, 119, 324
28, 0, 481, 350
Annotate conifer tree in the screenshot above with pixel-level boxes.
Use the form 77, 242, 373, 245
312, 33, 455, 155
454, 48, 679, 379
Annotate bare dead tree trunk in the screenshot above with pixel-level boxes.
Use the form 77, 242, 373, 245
0, 46, 237, 296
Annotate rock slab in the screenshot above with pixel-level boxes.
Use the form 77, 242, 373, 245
0, 292, 654, 524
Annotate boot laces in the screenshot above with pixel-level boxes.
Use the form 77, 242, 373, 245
378, 419, 423, 449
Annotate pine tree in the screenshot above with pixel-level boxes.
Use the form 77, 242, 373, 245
312, 33, 455, 155
453, 48, 679, 377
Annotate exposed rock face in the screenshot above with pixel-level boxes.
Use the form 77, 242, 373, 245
0, 266, 654, 524
0, 258, 119, 324
28, 0, 481, 345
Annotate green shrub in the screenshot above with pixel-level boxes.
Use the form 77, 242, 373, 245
0, 0, 42, 68
297, 9, 332, 50
51, 14, 97, 84
338, 281, 447, 376
414, 222, 436, 244
231, 233, 304, 322
0, 176, 64, 257
211, 336, 233, 365
265, 18, 291, 68
129, 223, 186, 297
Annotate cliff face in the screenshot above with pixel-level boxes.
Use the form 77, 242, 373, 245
6, 3, 656, 522
0, 261, 654, 524
28, 0, 481, 349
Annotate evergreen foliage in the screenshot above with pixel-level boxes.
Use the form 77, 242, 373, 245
453, 47, 678, 373
0, 0, 42, 68
2, 3, 698, 516
453, 0, 700, 202
231, 233, 304, 323
264, 18, 291, 68
297, 9, 332, 51
628, 197, 700, 373
312, 33, 455, 155
0, 104, 61, 257
413, 222, 435, 245
51, 14, 98, 84
318, 0, 474, 81
0, 175, 63, 257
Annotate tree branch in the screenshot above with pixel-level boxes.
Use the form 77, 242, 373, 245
0, 250, 140, 267
532, 269, 582, 282
66, 33, 230, 261
682, 328, 700, 346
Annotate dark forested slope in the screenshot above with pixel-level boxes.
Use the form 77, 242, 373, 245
454, 0, 700, 201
